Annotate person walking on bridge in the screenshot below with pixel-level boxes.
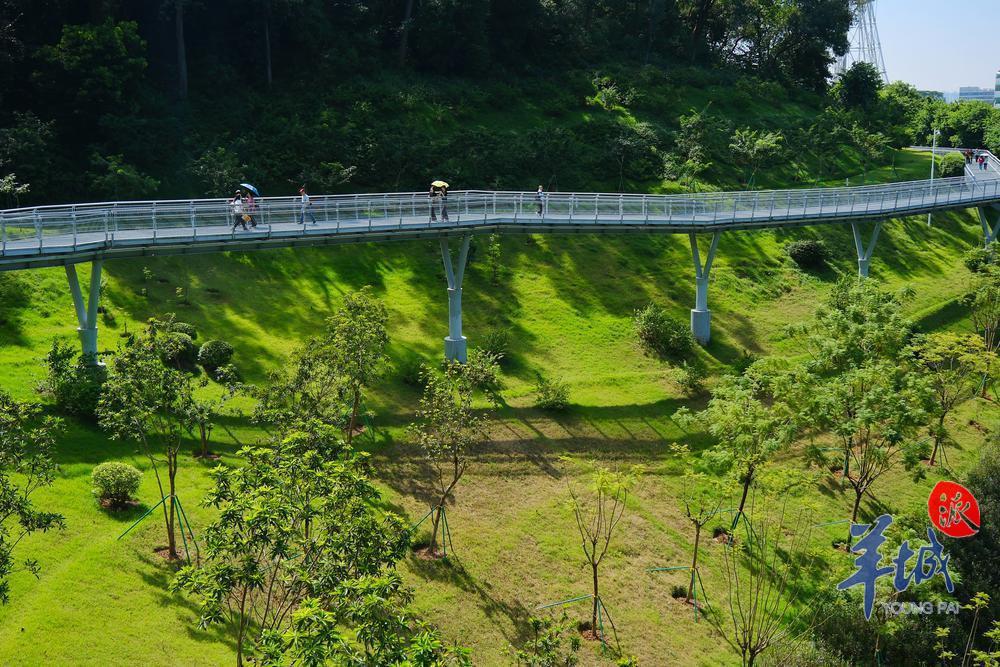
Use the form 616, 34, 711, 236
299, 186, 317, 225
535, 185, 545, 216
429, 181, 449, 222
231, 191, 247, 231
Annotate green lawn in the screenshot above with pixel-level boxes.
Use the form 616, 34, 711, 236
0, 150, 994, 665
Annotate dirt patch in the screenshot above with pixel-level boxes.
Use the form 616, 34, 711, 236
194, 451, 221, 461
413, 546, 446, 561
153, 546, 185, 562
580, 628, 602, 642
99, 498, 141, 511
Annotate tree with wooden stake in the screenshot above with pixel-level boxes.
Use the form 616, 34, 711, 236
906, 332, 993, 467
566, 462, 641, 644
98, 321, 200, 561
675, 366, 795, 526
409, 352, 500, 558
713, 498, 818, 667
810, 362, 929, 546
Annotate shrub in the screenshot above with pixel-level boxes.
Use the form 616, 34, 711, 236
633, 304, 694, 358
676, 361, 707, 395
534, 376, 570, 410
397, 353, 425, 387
92, 461, 142, 507
161, 332, 197, 367
169, 321, 197, 340
479, 326, 511, 360
786, 239, 830, 269
39, 340, 107, 420
935, 151, 966, 178
964, 246, 997, 273
198, 340, 234, 371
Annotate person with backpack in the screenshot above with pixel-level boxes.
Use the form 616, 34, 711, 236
429, 181, 449, 222
231, 191, 247, 231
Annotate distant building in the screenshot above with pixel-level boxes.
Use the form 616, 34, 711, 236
995, 72, 1000, 107
958, 86, 995, 104
918, 90, 945, 101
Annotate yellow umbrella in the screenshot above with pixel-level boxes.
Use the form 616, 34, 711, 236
431, 180, 449, 188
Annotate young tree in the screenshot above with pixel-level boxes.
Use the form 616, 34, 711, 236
675, 367, 795, 523
409, 353, 500, 556
907, 332, 993, 466
680, 472, 724, 602
729, 128, 784, 188
849, 124, 889, 184
566, 462, 641, 638
965, 264, 1000, 394
98, 322, 200, 560
322, 286, 389, 445
173, 428, 447, 666
0, 391, 64, 603
714, 500, 817, 667
814, 362, 930, 543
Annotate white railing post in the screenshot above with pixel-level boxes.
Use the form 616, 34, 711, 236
152, 203, 157, 240
71, 206, 77, 246
1, 211, 5, 254
189, 201, 196, 237
643, 195, 648, 222
103, 210, 109, 242
34, 209, 40, 244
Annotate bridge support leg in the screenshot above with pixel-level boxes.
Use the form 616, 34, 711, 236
689, 232, 720, 346
441, 235, 471, 363
978, 207, 1000, 247
850, 222, 881, 278
65, 261, 103, 364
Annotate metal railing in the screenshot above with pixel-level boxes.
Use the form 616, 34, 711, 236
2, 150, 999, 260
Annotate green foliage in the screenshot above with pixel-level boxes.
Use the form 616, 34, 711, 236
951, 437, 1000, 609
0, 391, 65, 603
91, 461, 141, 506
634, 304, 694, 359
478, 326, 511, 360
936, 151, 966, 178
507, 613, 580, 666
160, 332, 197, 368
729, 128, 784, 187
534, 376, 570, 411
197, 340, 234, 373
39, 340, 106, 420
964, 246, 998, 274
172, 430, 431, 665
88, 153, 159, 200
167, 322, 197, 340
786, 239, 830, 270
833, 62, 883, 112
190, 146, 246, 197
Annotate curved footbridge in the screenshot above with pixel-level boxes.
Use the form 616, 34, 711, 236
3, 148, 1000, 362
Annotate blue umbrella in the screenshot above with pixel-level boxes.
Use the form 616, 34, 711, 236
240, 183, 260, 196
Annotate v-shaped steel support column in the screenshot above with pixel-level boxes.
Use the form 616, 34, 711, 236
689, 232, 720, 345
65, 261, 103, 363
978, 207, 1000, 247
850, 221, 881, 278
441, 235, 472, 363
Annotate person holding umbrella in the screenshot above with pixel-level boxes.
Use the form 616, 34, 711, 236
241, 183, 259, 228
429, 180, 449, 222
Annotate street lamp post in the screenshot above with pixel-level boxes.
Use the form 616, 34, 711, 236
928, 128, 940, 226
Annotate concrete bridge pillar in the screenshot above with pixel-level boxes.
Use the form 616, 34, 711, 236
689, 232, 720, 345
850, 222, 881, 279
441, 235, 472, 363
65, 261, 103, 364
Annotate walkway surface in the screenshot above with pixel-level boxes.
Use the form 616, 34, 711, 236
1, 147, 998, 271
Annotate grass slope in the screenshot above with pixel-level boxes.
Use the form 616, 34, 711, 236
0, 149, 994, 665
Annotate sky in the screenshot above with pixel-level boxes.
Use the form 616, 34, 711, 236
876, 0, 1000, 92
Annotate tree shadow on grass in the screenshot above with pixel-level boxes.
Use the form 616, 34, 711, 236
406, 555, 534, 647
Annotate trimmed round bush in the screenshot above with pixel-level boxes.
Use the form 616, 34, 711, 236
161, 332, 197, 366
169, 321, 198, 340
92, 461, 142, 506
936, 152, 966, 178
786, 239, 829, 270
198, 340, 234, 371
633, 304, 694, 358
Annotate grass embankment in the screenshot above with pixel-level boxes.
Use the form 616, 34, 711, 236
0, 147, 992, 666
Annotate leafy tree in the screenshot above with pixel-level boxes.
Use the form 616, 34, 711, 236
507, 612, 581, 666
409, 352, 500, 556
0, 391, 64, 603
173, 428, 423, 665
89, 153, 160, 200
849, 124, 889, 183
965, 265, 1000, 384
676, 367, 795, 522
190, 146, 246, 197
679, 472, 723, 602
907, 332, 993, 466
729, 127, 784, 188
98, 321, 200, 560
566, 462, 640, 641
39, 339, 107, 420
322, 286, 389, 445
834, 62, 883, 112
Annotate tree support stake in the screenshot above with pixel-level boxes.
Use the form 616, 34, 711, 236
689, 232, 720, 345
65, 260, 103, 363
441, 235, 471, 363
850, 221, 881, 278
